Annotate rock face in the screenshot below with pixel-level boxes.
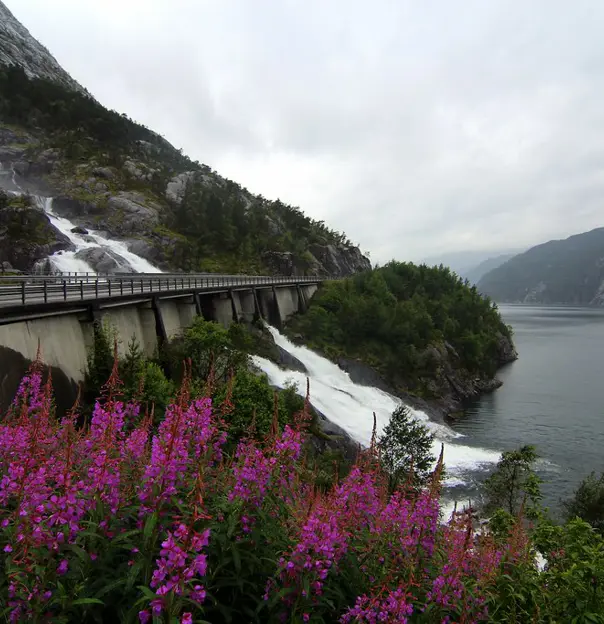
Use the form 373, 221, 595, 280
0, 202, 72, 271
308, 244, 371, 278
0, 1, 86, 95
336, 332, 517, 419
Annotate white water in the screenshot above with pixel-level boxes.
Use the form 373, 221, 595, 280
251, 326, 502, 495
38, 197, 161, 274
5, 165, 161, 274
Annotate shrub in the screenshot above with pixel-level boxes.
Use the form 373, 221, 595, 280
2, 360, 604, 623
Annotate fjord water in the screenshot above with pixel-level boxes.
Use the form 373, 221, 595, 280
455, 304, 604, 514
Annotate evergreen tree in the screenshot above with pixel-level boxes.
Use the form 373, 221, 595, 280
378, 405, 436, 492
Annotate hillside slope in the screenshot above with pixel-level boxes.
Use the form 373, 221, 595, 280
0, 5, 369, 277
287, 262, 517, 414
0, 1, 85, 94
464, 253, 518, 285
478, 228, 604, 305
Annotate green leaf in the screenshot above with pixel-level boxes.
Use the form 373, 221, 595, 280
143, 511, 159, 542
71, 598, 105, 606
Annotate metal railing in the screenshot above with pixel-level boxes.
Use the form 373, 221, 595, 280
0, 273, 325, 309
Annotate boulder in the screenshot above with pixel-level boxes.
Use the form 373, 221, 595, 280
92, 166, 116, 180
70, 226, 89, 235
74, 247, 131, 274
276, 345, 307, 373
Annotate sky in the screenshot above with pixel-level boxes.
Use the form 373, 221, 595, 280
9, 0, 604, 264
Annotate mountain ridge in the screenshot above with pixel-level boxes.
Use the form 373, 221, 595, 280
0, 1, 86, 95
478, 227, 604, 305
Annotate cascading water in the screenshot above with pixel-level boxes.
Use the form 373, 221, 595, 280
37, 197, 161, 274
4, 164, 161, 274
251, 325, 503, 509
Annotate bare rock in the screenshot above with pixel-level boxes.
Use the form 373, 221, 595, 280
166, 171, 196, 205
74, 248, 131, 274
106, 191, 160, 234
92, 167, 116, 180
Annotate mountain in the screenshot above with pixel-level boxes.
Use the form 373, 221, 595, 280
0, 1, 85, 94
421, 249, 521, 280
0, 3, 369, 278
478, 228, 604, 305
464, 253, 518, 285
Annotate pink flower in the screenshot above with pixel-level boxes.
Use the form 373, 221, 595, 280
57, 559, 68, 575
181, 613, 193, 624
138, 610, 151, 624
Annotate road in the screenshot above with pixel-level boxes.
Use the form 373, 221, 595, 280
0, 273, 322, 310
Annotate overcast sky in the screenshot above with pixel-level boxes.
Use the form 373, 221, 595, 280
10, 0, 604, 263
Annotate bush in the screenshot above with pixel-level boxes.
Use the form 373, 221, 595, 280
2, 362, 604, 622
563, 471, 604, 533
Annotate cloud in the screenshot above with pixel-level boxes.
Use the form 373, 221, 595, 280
10, 0, 604, 263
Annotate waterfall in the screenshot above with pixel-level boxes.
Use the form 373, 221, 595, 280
251, 325, 502, 507
3, 164, 161, 274
37, 197, 161, 274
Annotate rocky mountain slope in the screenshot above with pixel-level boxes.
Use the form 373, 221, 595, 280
478, 228, 604, 305
0, 5, 369, 278
0, 1, 85, 95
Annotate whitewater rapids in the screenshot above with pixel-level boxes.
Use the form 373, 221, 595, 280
251, 325, 503, 507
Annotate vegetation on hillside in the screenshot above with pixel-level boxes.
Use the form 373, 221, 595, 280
3, 359, 604, 622
0, 66, 366, 275
288, 261, 513, 396
478, 227, 604, 304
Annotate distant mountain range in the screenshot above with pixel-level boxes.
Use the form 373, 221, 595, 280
421, 249, 522, 282
478, 227, 604, 305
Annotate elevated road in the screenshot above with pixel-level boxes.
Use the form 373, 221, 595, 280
0, 272, 325, 324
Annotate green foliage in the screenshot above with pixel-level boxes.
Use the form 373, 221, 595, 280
168, 175, 356, 273
0, 66, 194, 172
563, 471, 604, 534
214, 368, 286, 444
378, 405, 436, 491
488, 518, 604, 623
84, 320, 115, 406
164, 318, 249, 384
483, 445, 542, 517
288, 262, 512, 393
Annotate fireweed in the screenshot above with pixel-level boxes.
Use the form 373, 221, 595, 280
0, 360, 536, 623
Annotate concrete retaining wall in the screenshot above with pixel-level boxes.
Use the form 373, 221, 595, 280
0, 315, 89, 383
213, 294, 234, 328
275, 287, 300, 322
0, 284, 320, 397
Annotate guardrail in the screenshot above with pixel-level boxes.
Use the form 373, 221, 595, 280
0, 273, 325, 308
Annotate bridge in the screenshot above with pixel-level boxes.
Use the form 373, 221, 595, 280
0, 272, 324, 323
0, 272, 325, 402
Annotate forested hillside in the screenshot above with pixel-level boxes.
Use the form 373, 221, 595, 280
0, 66, 369, 276
478, 228, 604, 305
288, 261, 516, 410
